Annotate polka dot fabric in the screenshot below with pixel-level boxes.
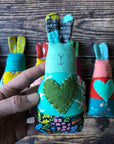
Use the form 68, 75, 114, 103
0, 36, 26, 86
8, 36, 26, 54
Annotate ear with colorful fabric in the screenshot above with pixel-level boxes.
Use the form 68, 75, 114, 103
35, 13, 84, 134
60, 14, 74, 43
30, 42, 48, 87
45, 12, 60, 43
88, 43, 114, 117
0, 36, 26, 86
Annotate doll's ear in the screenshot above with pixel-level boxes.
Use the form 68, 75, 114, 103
75, 41, 79, 57
45, 12, 60, 43
17, 36, 26, 54
70, 41, 79, 57
42, 42, 48, 57
8, 36, 17, 53
99, 43, 108, 60
60, 14, 74, 43
94, 43, 108, 60
36, 42, 48, 58
94, 43, 100, 59
36, 43, 43, 58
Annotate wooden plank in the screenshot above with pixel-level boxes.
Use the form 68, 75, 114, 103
16, 118, 114, 144
0, 0, 113, 57
0, 0, 114, 143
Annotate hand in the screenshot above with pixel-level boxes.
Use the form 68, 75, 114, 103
0, 62, 45, 144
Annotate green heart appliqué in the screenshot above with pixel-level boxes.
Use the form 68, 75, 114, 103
43, 77, 79, 114
94, 80, 114, 102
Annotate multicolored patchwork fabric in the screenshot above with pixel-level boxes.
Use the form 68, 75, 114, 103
88, 43, 114, 117
45, 13, 60, 43
0, 36, 26, 86
35, 111, 84, 133
60, 14, 74, 43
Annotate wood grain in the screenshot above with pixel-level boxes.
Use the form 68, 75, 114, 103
0, 0, 114, 57
16, 117, 114, 144
0, 0, 114, 143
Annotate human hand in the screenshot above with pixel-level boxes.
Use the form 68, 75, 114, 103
0, 62, 45, 144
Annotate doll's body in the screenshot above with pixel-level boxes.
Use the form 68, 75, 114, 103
0, 36, 26, 86
88, 43, 114, 117
35, 13, 84, 133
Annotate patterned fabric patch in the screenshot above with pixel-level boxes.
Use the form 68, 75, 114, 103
8, 36, 26, 54
88, 98, 114, 117
3, 71, 21, 84
45, 13, 60, 43
60, 14, 74, 44
35, 111, 84, 133
47, 30, 59, 43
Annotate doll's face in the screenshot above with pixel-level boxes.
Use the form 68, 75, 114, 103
45, 43, 76, 74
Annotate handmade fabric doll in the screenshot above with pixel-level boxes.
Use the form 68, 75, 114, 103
30, 42, 48, 87
88, 43, 114, 117
35, 13, 84, 133
0, 36, 26, 86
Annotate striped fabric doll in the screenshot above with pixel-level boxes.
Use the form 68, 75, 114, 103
88, 43, 114, 117
0, 36, 26, 86
35, 13, 84, 133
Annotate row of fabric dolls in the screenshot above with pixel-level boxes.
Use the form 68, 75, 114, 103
0, 12, 114, 134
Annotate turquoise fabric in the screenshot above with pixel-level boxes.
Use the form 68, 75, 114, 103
0, 79, 2, 87
62, 14, 73, 23
88, 98, 114, 117
94, 80, 114, 102
94, 43, 108, 60
45, 43, 76, 74
47, 30, 60, 43
38, 42, 83, 117
5, 53, 25, 72
38, 73, 84, 117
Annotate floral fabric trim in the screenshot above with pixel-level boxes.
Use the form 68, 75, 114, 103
35, 111, 84, 133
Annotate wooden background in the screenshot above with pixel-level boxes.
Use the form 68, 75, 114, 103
0, 0, 114, 143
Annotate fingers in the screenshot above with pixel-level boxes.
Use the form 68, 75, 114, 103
0, 93, 39, 117
21, 85, 39, 95
0, 62, 45, 99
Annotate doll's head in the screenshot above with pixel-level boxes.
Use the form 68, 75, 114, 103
45, 13, 76, 74
45, 43, 76, 74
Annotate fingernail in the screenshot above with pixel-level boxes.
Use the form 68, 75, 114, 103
27, 93, 39, 103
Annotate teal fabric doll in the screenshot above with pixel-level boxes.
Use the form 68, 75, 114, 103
0, 36, 26, 86
35, 13, 84, 133
88, 43, 114, 117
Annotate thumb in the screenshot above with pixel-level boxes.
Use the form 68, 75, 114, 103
0, 93, 39, 117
